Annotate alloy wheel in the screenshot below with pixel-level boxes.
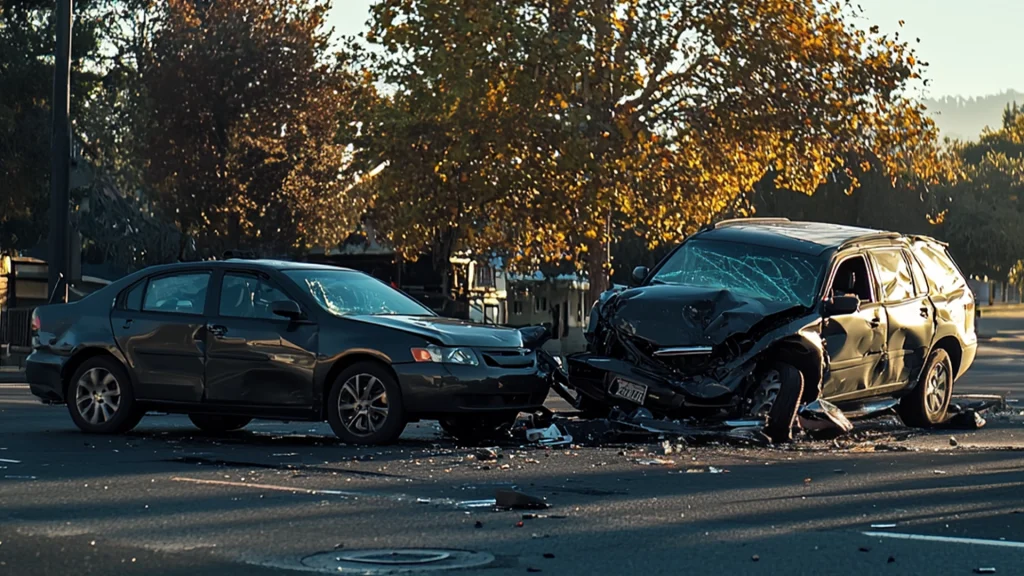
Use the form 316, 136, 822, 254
336, 373, 389, 437
751, 369, 782, 417
925, 361, 949, 417
75, 367, 121, 425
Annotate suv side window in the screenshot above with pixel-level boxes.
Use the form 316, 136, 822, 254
872, 249, 915, 303
828, 254, 875, 303
219, 272, 291, 320
905, 249, 928, 297
912, 242, 966, 295
142, 272, 210, 315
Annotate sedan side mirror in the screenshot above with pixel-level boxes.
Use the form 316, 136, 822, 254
271, 300, 303, 320
631, 266, 649, 286
824, 295, 860, 317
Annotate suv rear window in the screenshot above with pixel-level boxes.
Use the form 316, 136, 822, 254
911, 242, 967, 295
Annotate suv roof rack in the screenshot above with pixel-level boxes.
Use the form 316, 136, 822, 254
704, 217, 791, 230
907, 234, 949, 247
838, 232, 902, 249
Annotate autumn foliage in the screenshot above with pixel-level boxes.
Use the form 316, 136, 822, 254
359, 0, 944, 297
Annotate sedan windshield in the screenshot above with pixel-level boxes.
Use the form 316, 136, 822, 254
649, 239, 823, 308
283, 269, 434, 317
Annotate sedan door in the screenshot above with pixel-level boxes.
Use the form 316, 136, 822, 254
203, 270, 318, 407
820, 253, 888, 399
111, 270, 212, 403
870, 249, 936, 386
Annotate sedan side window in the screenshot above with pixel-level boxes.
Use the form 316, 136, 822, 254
872, 250, 914, 303
220, 273, 292, 320
142, 273, 210, 314
124, 281, 145, 311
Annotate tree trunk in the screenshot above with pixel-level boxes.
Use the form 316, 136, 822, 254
586, 237, 610, 303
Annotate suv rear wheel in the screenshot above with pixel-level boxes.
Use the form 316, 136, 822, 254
898, 348, 953, 427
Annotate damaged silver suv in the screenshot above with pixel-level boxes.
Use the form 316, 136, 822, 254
566, 218, 978, 443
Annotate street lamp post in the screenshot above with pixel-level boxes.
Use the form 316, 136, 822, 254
48, 0, 73, 302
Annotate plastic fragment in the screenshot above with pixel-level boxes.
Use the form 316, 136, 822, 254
496, 489, 550, 510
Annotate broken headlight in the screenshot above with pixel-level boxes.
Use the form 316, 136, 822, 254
411, 345, 480, 366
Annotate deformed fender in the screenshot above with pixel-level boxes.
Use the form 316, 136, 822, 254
730, 317, 826, 403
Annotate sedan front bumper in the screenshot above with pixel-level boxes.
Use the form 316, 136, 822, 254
394, 361, 550, 418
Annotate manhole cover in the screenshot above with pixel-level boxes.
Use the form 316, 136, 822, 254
301, 548, 494, 574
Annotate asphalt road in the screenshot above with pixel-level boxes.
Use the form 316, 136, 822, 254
2, 312, 1024, 576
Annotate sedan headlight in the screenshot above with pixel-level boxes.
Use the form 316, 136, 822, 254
411, 345, 479, 366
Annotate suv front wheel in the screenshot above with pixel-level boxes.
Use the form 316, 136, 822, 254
898, 348, 954, 427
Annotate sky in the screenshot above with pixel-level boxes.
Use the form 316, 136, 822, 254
329, 0, 1024, 99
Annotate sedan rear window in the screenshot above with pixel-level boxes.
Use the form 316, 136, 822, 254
142, 272, 210, 314
283, 269, 434, 317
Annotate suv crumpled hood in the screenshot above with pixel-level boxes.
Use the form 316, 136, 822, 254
604, 285, 798, 347
351, 315, 524, 348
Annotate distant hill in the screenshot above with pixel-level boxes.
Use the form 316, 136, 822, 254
923, 90, 1024, 141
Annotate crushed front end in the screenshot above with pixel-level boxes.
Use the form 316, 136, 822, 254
567, 285, 819, 421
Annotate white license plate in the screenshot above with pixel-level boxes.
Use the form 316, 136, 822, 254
611, 379, 648, 405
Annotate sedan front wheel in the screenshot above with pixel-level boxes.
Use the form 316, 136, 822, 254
327, 362, 406, 445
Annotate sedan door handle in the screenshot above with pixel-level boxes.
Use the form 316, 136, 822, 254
870, 317, 881, 327
920, 307, 929, 318
207, 324, 227, 337
122, 319, 133, 329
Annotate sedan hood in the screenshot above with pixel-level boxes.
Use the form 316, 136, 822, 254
351, 315, 525, 348
604, 285, 798, 347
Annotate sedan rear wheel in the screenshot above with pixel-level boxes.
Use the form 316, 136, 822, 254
188, 414, 252, 433
67, 356, 144, 434
327, 362, 406, 445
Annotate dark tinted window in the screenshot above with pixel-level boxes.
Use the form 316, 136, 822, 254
829, 255, 875, 303
872, 250, 914, 303
142, 272, 210, 314
912, 242, 967, 295
124, 282, 145, 311
219, 273, 291, 320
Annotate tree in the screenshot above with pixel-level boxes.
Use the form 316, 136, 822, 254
141, 0, 370, 259
364, 0, 943, 300
937, 111, 1024, 279
0, 0, 107, 252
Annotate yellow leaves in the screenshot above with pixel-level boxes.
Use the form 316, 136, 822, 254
583, 229, 598, 240
560, 100, 569, 110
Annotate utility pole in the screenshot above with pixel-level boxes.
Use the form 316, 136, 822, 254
48, 0, 73, 302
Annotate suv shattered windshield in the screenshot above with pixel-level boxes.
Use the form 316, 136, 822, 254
649, 239, 823, 308
284, 269, 434, 317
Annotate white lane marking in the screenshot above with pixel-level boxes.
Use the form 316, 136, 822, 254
0, 458, 21, 464
863, 531, 1024, 549
171, 476, 360, 496
0, 384, 29, 389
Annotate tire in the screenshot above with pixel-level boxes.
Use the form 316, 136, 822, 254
327, 362, 406, 445
751, 362, 804, 444
66, 356, 145, 434
898, 348, 954, 427
439, 412, 519, 443
188, 414, 252, 433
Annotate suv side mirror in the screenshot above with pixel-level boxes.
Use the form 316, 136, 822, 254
824, 295, 860, 317
631, 266, 649, 286
271, 300, 303, 320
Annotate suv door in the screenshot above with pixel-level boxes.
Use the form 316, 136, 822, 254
869, 248, 935, 386
203, 270, 318, 406
820, 253, 888, 399
111, 270, 212, 402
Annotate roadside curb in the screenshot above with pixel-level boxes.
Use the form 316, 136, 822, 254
978, 304, 1024, 315
0, 370, 26, 384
